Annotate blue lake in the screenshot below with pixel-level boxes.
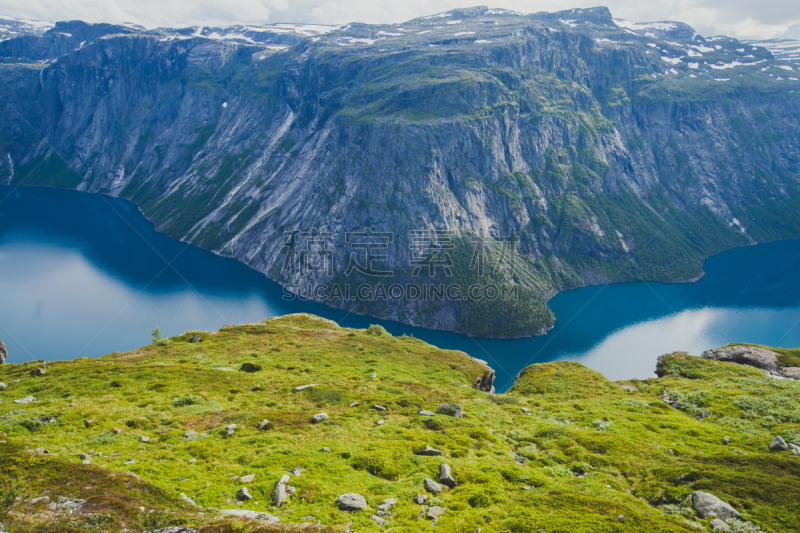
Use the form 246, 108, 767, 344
1, 185, 800, 392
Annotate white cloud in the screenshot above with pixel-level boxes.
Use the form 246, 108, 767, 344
0, 0, 797, 39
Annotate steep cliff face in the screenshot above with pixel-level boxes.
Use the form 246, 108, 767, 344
1, 6, 800, 337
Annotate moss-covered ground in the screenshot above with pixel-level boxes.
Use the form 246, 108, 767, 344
0, 314, 798, 532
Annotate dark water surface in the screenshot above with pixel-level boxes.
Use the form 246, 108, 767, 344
2, 185, 800, 392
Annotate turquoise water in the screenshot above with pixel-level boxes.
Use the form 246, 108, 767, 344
1, 185, 800, 392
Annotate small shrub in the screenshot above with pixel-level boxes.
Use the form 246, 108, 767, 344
239, 363, 262, 373
150, 327, 171, 347
590, 419, 612, 431
173, 395, 200, 407
544, 464, 573, 478
489, 395, 519, 405
516, 444, 539, 460
617, 398, 650, 409
305, 388, 347, 404
109, 381, 122, 388
367, 324, 388, 336
352, 454, 401, 480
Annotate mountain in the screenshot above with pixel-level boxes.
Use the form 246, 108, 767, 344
1, 6, 800, 338
0, 315, 798, 532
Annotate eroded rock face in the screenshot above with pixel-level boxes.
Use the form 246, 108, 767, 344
0, 339, 7, 364
701, 346, 780, 372
473, 371, 495, 393
691, 491, 743, 521
781, 367, 800, 380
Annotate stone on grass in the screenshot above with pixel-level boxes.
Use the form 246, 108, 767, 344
372, 405, 387, 411
336, 493, 367, 511
782, 367, 800, 380
293, 384, 319, 392
236, 487, 253, 501
224, 424, 237, 437
258, 419, 270, 430
435, 403, 463, 418
424, 478, 443, 494
427, 506, 446, 521
273, 474, 290, 506
141, 436, 150, 443
439, 463, 457, 488
349, 401, 359, 407
180, 493, 197, 506
0, 383, 6, 391
376, 419, 385, 426
311, 413, 328, 423
414, 494, 429, 505
417, 410, 435, 416
377, 498, 396, 512
370, 373, 377, 379
520, 407, 530, 415
184, 430, 197, 438
416, 445, 442, 456
240, 474, 255, 483
723, 436, 731, 445
322, 447, 331, 452
30, 367, 45, 377
14, 395, 35, 404
710, 518, 732, 532
769, 436, 789, 451
190, 334, 201, 343
0, 339, 6, 364
371, 515, 388, 526
219, 509, 280, 523
701, 346, 780, 372
691, 491, 742, 520
790, 443, 800, 456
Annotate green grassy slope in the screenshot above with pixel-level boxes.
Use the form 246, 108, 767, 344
0, 315, 798, 532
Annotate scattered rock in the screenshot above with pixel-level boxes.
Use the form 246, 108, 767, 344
184, 430, 197, 438
144, 526, 199, 533
439, 463, 457, 488
370, 373, 377, 379
770, 436, 789, 451
14, 395, 35, 404
322, 447, 331, 452
78, 453, 89, 460
336, 493, 367, 511
0, 339, 7, 364
190, 334, 201, 343
520, 407, 530, 415
424, 478, 443, 494
224, 424, 237, 437
710, 518, 732, 532
781, 367, 800, 380
701, 346, 780, 372
616, 515, 625, 523
311, 413, 328, 423
292, 466, 304, 476
240, 474, 255, 483
124, 459, 135, 465
83, 418, 95, 428
189, 459, 197, 463
414, 493, 429, 505
376, 419, 385, 426
258, 419, 271, 430
180, 493, 197, 506
372, 404, 387, 411
514, 454, 527, 464
236, 487, 253, 501
273, 474, 290, 506
293, 384, 319, 392
141, 436, 150, 443
723, 436, 731, 445
48, 496, 86, 513
691, 491, 743, 520
349, 401, 359, 407
435, 403, 464, 418
790, 443, 800, 456
473, 370, 495, 393
371, 515, 388, 526
416, 445, 443, 456
417, 409, 435, 416
218, 509, 280, 523
0, 383, 6, 391
29, 496, 50, 504
427, 505, 446, 521
30, 367, 45, 377
377, 498, 396, 512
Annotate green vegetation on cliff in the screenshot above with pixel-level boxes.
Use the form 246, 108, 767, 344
0, 315, 798, 532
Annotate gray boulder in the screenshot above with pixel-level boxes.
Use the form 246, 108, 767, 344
701, 346, 780, 372
710, 518, 732, 532
0, 382, 6, 391
427, 506, 446, 521
377, 498, 396, 512
240, 474, 255, 483
770, 436, 789, 451
790, 443, 800, 456
417, 409, 435, 416
0, 339, 7, 364
372, 405, 387, 411
219, 509, 280, 523
293, 384, 319, 392
691, 491, 743, 520
439, 463, 457, 488
311, 413, 328, 423
424, 478, 443, 494
224, 424, 236, 437
14, 395, 35, 404
435, 404, 464, 418
416, 445, 443, 456
273, 474, 290, 506
781, 367, 800, 380
336, 493, 367, 511
257, 419, 270, 430
371, 515, 388, 526
236, 487, 253, 501
190, 334, 201, 343
414, 493, 429, 505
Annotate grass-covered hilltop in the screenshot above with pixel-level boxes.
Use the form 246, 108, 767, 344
0, 314, 798, 533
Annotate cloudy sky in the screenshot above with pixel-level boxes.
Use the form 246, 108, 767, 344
1, 0, 798, 39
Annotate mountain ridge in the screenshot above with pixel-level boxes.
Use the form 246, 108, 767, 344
1, 6, 800, 337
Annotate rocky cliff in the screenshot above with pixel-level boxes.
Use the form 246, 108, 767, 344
1, 6, 800, 337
